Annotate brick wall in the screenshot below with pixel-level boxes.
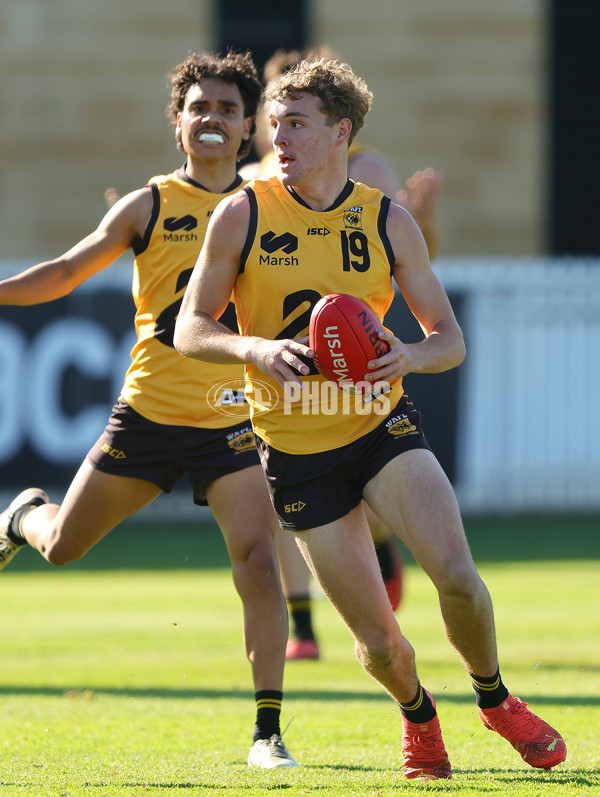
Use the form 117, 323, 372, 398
0, 0, 544, 259
312, 0, 545, 256
0, 0, 210, 259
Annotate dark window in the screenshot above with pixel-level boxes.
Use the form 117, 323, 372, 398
548, 0, 600, 255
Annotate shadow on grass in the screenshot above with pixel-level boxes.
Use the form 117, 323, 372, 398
4, 771, 598, 791
304, 765, 599, 784
0, 685, 598, 708
7, 515, 600, 573
453, 769, 600, 787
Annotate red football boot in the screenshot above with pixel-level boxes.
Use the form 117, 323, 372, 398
402, 693, 452, 780
479, 694, 566, 770
285, 638, 320, 660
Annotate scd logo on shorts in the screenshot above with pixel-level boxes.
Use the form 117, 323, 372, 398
206, 379, 279, 418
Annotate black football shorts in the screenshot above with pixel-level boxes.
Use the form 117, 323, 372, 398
87, 399, 260, 505
257, 394, 432, 531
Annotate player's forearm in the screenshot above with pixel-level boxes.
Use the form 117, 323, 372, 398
0, 261, 79, 306
406, 320, 465, 374
174, 311, 259, 365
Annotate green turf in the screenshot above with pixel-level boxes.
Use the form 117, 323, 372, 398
1, 515, 599, 795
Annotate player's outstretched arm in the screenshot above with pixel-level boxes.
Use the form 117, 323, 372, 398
175, 193, 313, 388
0, 188, 151, 306
366, 203, 464, 384
350, 154, 443, 261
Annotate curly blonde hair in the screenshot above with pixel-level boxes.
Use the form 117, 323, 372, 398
264, 57, 373, 146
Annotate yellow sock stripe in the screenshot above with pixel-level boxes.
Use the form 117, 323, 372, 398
16, 503, 38, 538
286, 599, 311, 612
471, 675, 501, 691
399, 685, 423, 712
256, 699, 282, 710
17, 510, 33, 537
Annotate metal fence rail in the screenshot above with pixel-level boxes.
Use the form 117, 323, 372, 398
436, 258, 600, 513
1, 258, 599, 516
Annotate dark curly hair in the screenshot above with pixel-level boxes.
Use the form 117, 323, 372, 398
167, 49, 262, 160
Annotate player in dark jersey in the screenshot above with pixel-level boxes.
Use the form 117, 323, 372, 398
0, 50, 296, 769
174, 56, 566, 780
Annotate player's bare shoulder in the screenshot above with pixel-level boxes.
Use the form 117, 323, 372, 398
205, 186, 252, 252
97, 185, 154, 244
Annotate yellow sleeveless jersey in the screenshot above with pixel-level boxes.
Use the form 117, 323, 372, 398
235, 176, 404, 454
119, 167, 247, 428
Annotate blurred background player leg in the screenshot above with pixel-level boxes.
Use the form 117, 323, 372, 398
364, 504, 404, 612
276, 525, 320, 660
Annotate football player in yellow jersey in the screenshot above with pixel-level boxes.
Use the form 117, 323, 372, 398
175, 57, 566, 779
0, 50, 297, 769
241, 46, 443, 660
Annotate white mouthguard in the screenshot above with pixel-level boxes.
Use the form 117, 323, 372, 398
199, 132, 224, 143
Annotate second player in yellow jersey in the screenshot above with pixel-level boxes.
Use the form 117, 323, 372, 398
121, 167, 247, 428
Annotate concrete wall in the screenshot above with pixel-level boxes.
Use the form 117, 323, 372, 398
0, 1, 545, 259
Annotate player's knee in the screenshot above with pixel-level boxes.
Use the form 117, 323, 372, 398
232, 541, 280, 593
356, 625, 413, 672
438, 561, 486, 603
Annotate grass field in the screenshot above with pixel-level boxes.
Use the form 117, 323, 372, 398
1, 514, 599, 796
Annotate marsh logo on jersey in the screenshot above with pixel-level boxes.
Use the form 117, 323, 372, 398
343, 206, 363, 230
386, 414, 418, 437
226, 426, 256, 454
259, 231, 299, 265
163, 215, 198, 242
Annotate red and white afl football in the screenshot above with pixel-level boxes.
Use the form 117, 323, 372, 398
309, 293, 390, 392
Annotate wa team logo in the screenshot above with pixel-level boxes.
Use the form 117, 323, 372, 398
386, 414, 418, 437
207, 378, 279, 418
343, 206, 363, 229
226, 426, 256, 455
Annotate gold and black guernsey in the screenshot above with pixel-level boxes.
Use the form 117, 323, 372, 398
119, 167, 246, 428
235, 175, 405, 454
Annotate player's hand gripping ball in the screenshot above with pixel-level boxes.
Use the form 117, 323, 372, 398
309, 293, 390, 393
